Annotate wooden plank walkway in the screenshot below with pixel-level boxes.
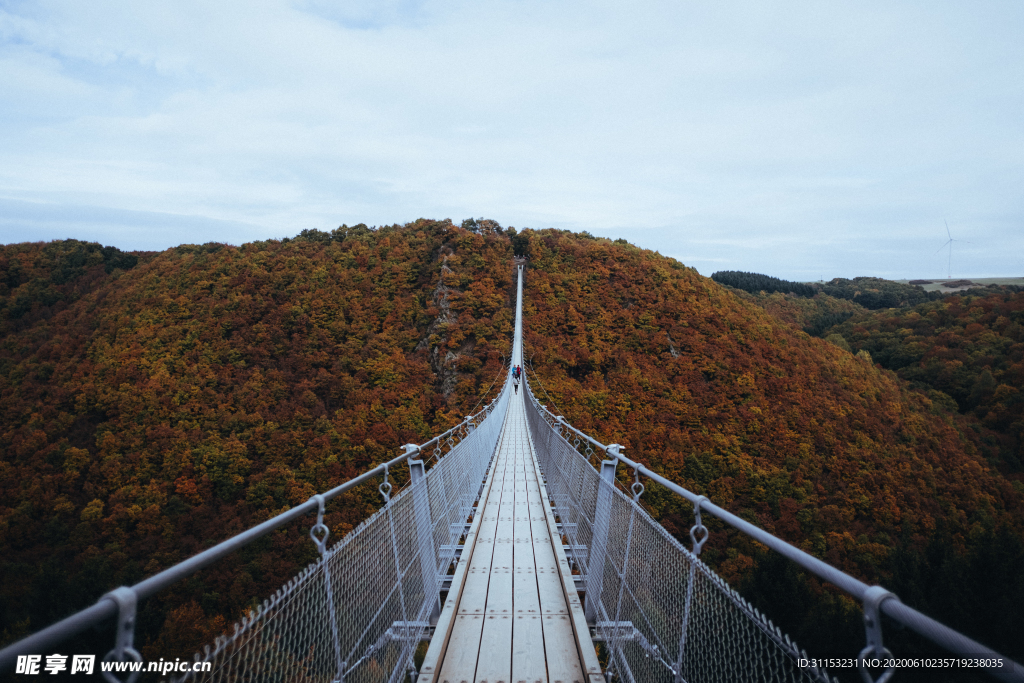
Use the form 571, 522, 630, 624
418, 389, 603, 683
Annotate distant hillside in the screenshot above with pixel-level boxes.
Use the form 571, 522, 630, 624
1, 226, 1021, 676
713, 270, 950, 311
0, 239, 144, 333
728, 289, 866, 337
819, 276, 947, 309
518, 232, 1023, 672
741, 285, 1024, 479
711, 270, 816, 297
825, 290, 1024, 476
898, 277, 1024, 293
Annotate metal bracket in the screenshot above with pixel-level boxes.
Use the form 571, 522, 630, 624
594, 621, 671, 675
379, 464, 392, 502
100, 587, 141, 683
630, 467, 644, 502
604, 445, 641, 500
690, 496, 709, 556
858, 585, 898, 683
309, 494, 329, 557
401, 444, 420, 459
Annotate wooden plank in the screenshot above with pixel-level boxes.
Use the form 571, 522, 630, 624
524, 418, 581, 673
457, 569, 492, 615
513, 514, 532, 545
542, 614, 586, 683
513, 567, 540, 615
526, 431, 605, 683
524, 449, 566, 622
512, 615, 547, 683
429, 390, 604, 683
507, 398, 549, 683
513, 508, 541, 614
474, 614, 513, 683
472, 430, 516, 683
419, 450, 501, 683
485, 566, 513, 615
421, 425, 510, 683
438, 614, 486, 682
536, 569, 569, 615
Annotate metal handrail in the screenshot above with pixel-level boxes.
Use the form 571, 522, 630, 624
0, 393, 504, 672
525, 383, 1024, 683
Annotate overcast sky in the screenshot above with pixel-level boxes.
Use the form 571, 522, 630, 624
1, 1, 1021, 280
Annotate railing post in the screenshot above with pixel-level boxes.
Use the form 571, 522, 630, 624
406, 448, 441, 622
584, 454, 619, 623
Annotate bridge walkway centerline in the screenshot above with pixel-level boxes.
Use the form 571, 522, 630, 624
417, 264, 602, 683
418, 387, 601, 683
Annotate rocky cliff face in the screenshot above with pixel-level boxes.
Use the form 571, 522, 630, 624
417, 252, 462, 397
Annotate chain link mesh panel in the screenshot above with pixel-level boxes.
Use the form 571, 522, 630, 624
524, 387, 837, 683
178, 386, 512, 683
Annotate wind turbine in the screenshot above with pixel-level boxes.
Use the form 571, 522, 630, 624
935, 220, 970, 280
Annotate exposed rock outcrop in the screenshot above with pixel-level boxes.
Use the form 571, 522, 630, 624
417, 253, 462, 397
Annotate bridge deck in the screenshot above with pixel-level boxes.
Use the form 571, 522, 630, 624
418, 390, 602, 683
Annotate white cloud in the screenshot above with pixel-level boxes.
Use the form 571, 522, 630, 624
0, 0, 1021, 279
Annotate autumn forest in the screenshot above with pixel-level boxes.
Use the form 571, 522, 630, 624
1, 221, 1022, 680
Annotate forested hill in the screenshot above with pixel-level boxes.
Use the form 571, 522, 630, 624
0, 222, 516, 655
517, 232, 1023, 669
1, 223, 1022, 674
826, 290, 1024, 475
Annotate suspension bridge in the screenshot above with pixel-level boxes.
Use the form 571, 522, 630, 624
1, 264, 1021, 683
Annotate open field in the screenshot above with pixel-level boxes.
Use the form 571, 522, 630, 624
894, 277, 1024, 292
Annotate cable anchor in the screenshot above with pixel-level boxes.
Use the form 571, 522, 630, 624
858, 585, 898, 683
630, 466, 645, 501
100, 586, 142, 683
379, 464, 392, 502
309, 493, 330, 557
690, 496, 709, 556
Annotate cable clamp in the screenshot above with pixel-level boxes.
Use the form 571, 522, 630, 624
308, 493, 330, 557
100, 586, 141, 683
380, 464, 392, 502
858, 585, 899, 683
689, 496, 709, 556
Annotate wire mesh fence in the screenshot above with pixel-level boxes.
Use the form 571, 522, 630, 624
524, 386, 836, 683
178, 385, 511, 683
